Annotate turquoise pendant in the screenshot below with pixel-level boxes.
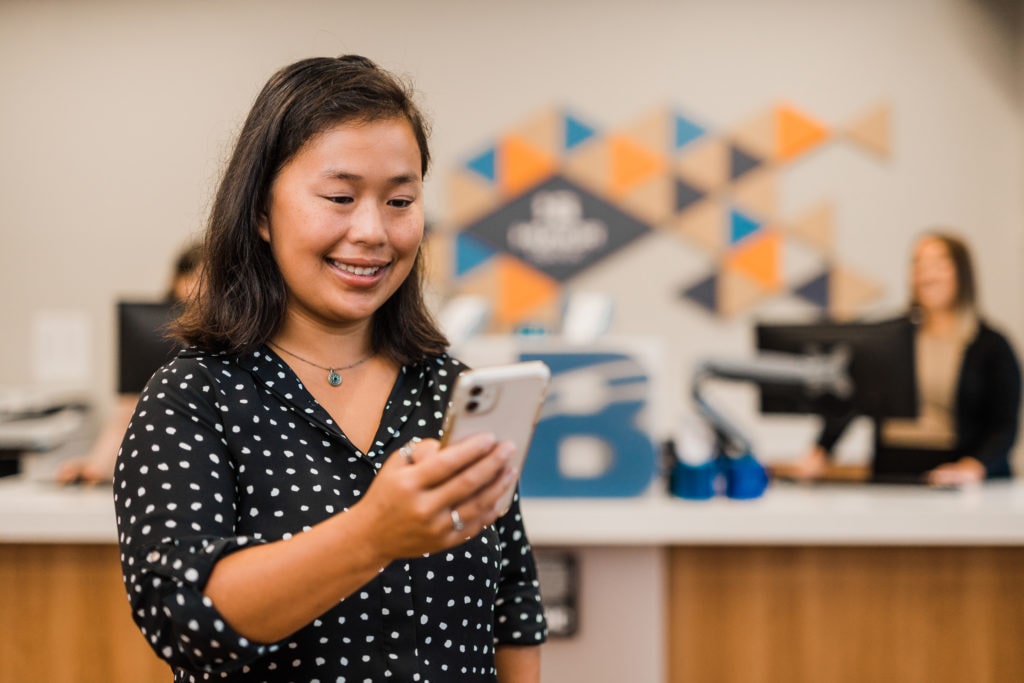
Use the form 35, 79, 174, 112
327, 369, 342, 386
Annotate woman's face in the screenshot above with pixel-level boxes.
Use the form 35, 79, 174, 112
911, 236, 959, 313
259, 117, 424, 331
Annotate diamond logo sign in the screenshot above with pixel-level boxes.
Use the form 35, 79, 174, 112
462, 175, 652, 283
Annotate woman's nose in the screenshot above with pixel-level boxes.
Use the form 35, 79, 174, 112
348, 201, 387, 244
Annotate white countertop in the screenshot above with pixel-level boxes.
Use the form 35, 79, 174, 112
3, 476, 1024, 546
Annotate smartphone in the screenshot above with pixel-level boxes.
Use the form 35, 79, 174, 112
440, 361, 551, 514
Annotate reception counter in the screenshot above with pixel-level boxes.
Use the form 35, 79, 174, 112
3, 478, 1023, 682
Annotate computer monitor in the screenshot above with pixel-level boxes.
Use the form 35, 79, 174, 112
117, 301, 181, 394
755, 318, 917, 419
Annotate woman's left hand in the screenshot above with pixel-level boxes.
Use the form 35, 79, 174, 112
926, 457, 985, 487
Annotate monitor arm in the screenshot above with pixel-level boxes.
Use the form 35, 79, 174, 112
691, 347, 853, 456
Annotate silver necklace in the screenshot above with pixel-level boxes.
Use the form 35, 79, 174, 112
268, 341, 375, 387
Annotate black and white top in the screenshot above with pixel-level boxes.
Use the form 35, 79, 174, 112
113, 347, 547, 682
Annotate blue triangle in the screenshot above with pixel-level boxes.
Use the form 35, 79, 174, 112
682, 274, 718, 312
466, 147, 496, 183
794, 271, 830, 309
675, 115, 705, 150
729, 209, 761, 245
455, 233, 496, 277
565, 114, 597, 150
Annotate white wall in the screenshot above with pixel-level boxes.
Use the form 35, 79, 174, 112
1, 0, 1022, 451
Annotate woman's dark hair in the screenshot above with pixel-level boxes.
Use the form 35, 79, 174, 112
175, 55, 447, 364
910, 230, 978, 313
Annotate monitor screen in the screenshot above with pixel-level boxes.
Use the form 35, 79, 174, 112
755, 318, 917, 419
117, 301, 181, 394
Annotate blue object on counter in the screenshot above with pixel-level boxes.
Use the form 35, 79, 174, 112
670, 459, 720, 500
722, 453, 769, 500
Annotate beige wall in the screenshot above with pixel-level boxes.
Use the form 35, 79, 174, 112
1, 0, 1022, 466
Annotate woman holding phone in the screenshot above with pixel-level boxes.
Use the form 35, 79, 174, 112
113, 55, 546, 682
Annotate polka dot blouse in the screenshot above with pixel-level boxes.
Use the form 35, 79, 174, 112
113, 347, 547, 682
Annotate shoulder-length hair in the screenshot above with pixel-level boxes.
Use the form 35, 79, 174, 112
909, 230, 978, 314
175, 55, 447, 365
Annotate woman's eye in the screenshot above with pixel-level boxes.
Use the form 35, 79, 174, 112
387, 198, 414, 208
327, 196, 353, 205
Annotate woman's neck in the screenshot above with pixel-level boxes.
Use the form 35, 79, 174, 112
271, 314, 374, 366
919, 307, 960, 336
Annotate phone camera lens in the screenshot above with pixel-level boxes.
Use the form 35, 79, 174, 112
469, 386, 483, 397
466, 400, 479, 413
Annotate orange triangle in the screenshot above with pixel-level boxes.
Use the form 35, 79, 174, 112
493, 256, 560, 328
777, 104, 829, 161
845, 103, 891, 159
608, 133, 668, 199
499, 134, 559, 198
725, 228, 782, 292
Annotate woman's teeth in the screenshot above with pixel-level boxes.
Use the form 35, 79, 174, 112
332, 261, 383, 276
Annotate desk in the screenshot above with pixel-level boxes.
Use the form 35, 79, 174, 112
3, 479, 1024, 682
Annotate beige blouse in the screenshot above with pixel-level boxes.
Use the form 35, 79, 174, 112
881, 313, 977, 450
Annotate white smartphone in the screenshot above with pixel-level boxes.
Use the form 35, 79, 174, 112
440, 361, 551, 514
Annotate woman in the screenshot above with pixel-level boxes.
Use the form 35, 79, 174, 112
785, 231, 1021, 486
114, 55, 546, 682
56, 240, 204, 485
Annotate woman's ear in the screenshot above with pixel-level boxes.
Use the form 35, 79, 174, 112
257, 214, 271, 243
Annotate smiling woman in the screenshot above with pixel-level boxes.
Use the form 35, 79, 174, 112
112, 55, 546, 682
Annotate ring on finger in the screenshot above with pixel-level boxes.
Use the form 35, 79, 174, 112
450, 508, 465, 532
399, 443, 415, 465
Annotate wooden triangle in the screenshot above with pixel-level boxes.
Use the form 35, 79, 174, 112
673, 199, 725, 253
447, 171, 501, 230
730, 167, 778, 221
788, 201, 835, 253
831, 265, 883, 320
845, 103, 891, 159
620, 174, 675, 225
622, 107, 673, 154
563, 138, 611, 196
730, 110, 776, 161
677, 136, 730, 192
719, 269, 768, 317
513, 109, 564, 158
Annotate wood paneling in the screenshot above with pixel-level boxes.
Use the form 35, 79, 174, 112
0, 544, 169, 683
668, 546, 1024, 683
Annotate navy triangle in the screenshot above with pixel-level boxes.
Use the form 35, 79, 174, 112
675, 177, 705, 212
681, 274, 718, 312
794, 271, 830, 309
730, 145, 761, 180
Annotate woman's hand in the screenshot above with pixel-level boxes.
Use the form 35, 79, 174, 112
352, 433, 518, 563
927, 457, 985, 487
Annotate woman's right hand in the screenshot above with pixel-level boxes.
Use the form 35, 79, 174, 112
774, 445, 829, 481
353, 433, 518, 563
